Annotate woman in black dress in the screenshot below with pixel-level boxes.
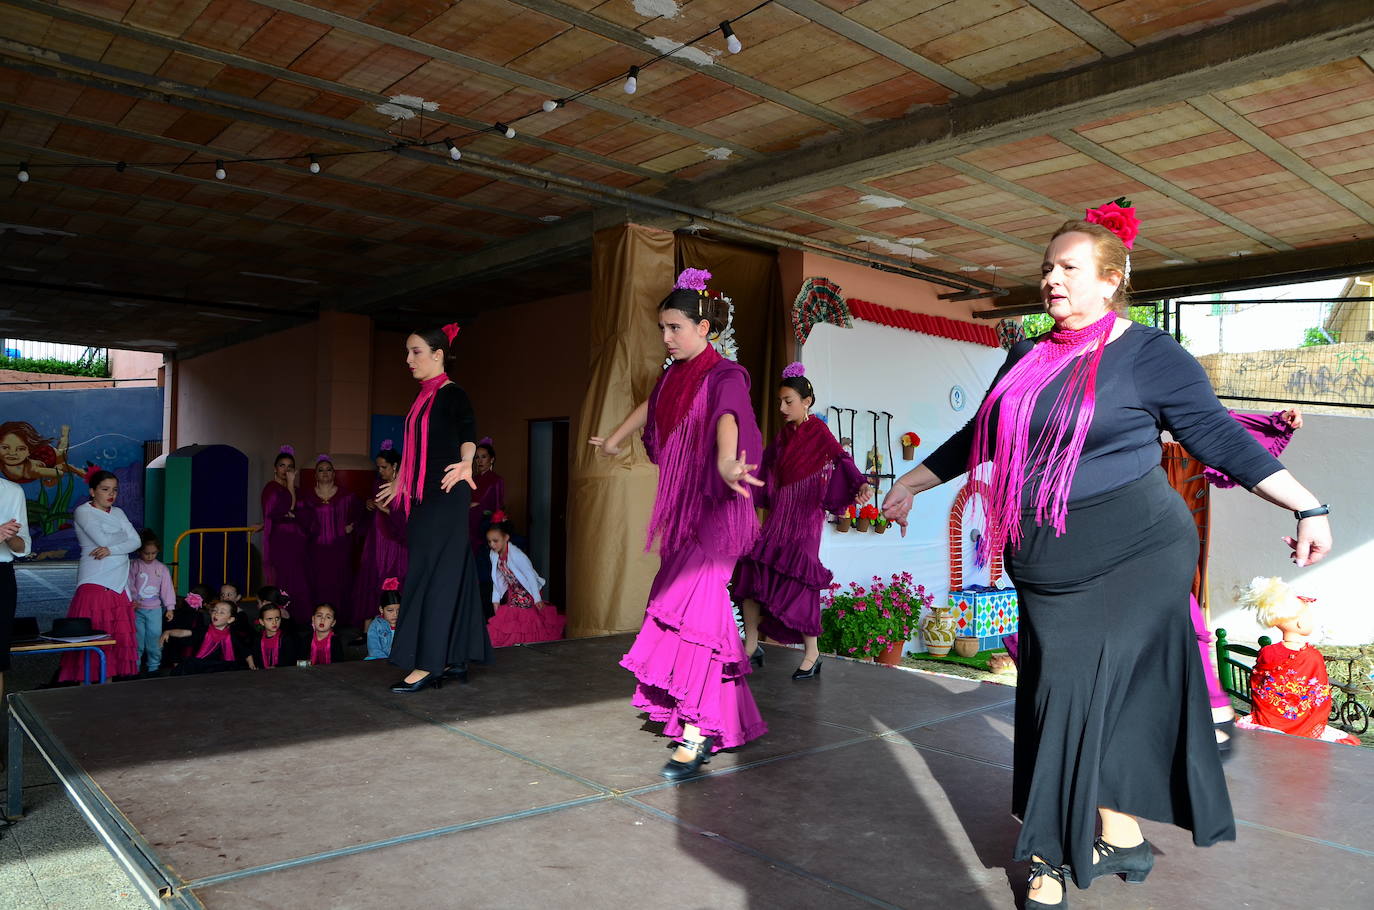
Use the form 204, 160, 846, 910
376, 324, 493, 693
882, 210, 1332, 908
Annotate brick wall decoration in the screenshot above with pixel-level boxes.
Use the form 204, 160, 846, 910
947, 477, 1004, 591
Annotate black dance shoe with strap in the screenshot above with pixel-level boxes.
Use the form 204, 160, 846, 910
791, 656, 822, 681
749, 646, 765, 668
1089, 836, 1154, 884
440, 663, 469, 683
1214, 717, 1235, 761
390, 674, 442, 693
1024, 860, 1067, 909
660, 736, 714, 781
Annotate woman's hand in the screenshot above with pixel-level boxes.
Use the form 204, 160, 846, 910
364, 498, 377, 512
588, 436, 623, 457
719, 449, 765, 498
881, 480, 914, 537
344, 523, 354, 535
441, 460, 477, 493
1281, 408, 1304, 431
1284, 515, 1332, 567
855, 483, 873, 507
90, 546, 111, 560
375, 480, 397, 508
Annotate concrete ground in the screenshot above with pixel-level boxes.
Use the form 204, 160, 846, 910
3, 564, 151, 909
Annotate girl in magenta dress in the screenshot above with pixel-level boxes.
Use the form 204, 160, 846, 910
351, 440, 408, 628
484, 512, 565, 647
735, 363, 870, 680
301, 454, 360, 620
468, 439, 505, 560
58, 469, 140, 681
590, 268, 766, 780
260, 446, 313, 631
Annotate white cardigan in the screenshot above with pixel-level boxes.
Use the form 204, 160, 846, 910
490, 543, 545, 605
74, 501, 140, 593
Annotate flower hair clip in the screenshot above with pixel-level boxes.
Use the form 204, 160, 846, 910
1084, 197, 1139, 250
478, 436, 493, 446
380, 439, 394, 451
491, 509, 508, 524
316, 453, 331, 464
82, 462, 103, 484
442, 322, 461, 344
381, 577, 400, 592
782, 361, 806, 379
186, 593, 203, 609
278, 444, 295, 456
675, 267, 712, 293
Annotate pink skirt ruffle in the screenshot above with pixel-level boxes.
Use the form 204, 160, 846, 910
58, 583, 138, 681
620, 543, 766, 751
487, 602, 565, 648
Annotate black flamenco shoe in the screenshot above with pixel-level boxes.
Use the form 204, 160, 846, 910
749, 646, 765, 668
660, 736, 714, 781
390, 673, 443, 693
791, 655, 822, 681
1089, 836, 1154, 884
1214, 718, 1235, 760
1024, 860, 1068, 909
440, 664, 469, 683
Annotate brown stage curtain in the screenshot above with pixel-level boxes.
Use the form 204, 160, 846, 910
565, 224, 675, 638
1161, 441, 1211, 614
675, 235, 789, 442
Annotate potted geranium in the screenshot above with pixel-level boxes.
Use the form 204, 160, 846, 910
900, 431, 921, 460
873, 514, 889, 535
856, 504, 880, 532
819, 572, 932, 664
834, 504, 855, 533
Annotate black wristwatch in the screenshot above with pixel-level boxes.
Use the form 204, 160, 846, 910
1293, 504, 1330, 520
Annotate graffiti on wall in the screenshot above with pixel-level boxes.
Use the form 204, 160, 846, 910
1203, 343, 1374, 407
2, 387, 163, 559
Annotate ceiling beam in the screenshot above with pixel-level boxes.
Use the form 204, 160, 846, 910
772, 0, 979, 96
979, 237, 1374, 311
840, 183, 1045, 255
505, 0, 859, 130
677, 0, 1374, 211
2, 0, 671, 186
1023, 0, 1133, 56
250, 0, 757, 159
0, 278, 315, 319
1048, 129, 1293, 252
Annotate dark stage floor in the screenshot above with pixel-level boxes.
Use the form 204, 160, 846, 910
5, 635, 1372, 909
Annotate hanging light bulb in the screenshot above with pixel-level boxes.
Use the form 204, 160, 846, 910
624, 66, 639, 95
214, 160, 226, 180
17, 162, 29, 183
308, 154, 321, 174
445, 139, 462, 161
541, 99, 561, 113
496, 123, 516, 139
720, 21, 742, 54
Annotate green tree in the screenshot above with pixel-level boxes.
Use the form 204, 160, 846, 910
1301, 327, 1338, 347
1021, 305, 1159, 337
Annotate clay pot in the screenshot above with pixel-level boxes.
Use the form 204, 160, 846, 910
920, 607, 957, 657
902, 443, 916, 460
953, 637, 979, 658
875, 641, 905, 665
834, 517, 850, 533
873, 522, 887, 535
856, 517, 871, 532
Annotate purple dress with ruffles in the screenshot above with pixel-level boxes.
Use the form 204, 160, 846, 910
619, 357, 767, 751
301, 486, 360, 618
349, 482, 409, 626
735, 419, 866, 643
260, 481, 313, 627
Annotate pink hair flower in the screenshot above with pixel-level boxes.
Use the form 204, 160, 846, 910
674, 268, 712, 291
186, 593, 203, 609
1084, 198, 1140, 250
316, 453, 331, 464
381, 577, 400, 592
782, 361, 806, 378
442, 322, 461, 344
279, 444, 294, 456
380, 439, 394, 451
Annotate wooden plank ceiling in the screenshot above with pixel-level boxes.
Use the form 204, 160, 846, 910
1, 0, 1372, 354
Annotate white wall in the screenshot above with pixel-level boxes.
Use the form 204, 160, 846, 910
1208, 412, 1374, 646
803, 321, 1008, 650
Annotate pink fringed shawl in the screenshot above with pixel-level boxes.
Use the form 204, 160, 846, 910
968, 310, 1118, 558
395, 374, 448, 516
644, 357, 761, 561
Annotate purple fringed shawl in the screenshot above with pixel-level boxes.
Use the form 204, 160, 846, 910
968, 310, 1118, 557
643, 356, 761, 561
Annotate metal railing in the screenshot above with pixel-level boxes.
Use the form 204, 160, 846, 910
171, 526, 261, 602
1214, 628, 1272, 706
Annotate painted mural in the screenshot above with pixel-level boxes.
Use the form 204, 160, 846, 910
2, 387, 163, 560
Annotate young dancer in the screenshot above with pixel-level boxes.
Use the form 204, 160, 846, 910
485, 513, 564, 647
590, 268, 765, 779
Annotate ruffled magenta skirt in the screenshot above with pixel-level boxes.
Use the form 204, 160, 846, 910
58, 583, 138, 681
620, 542, 766, 751
487, 602, 565, 648
734, 537, 831, 644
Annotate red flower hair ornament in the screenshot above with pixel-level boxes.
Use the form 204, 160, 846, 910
1084, 198, 1140, 251
442, 323, 460, 344
491, 510, 508, 524
381, 577, 400, 592
83, 463, 104, 485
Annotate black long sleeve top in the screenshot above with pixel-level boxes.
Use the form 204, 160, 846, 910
924, 323, 1284, 502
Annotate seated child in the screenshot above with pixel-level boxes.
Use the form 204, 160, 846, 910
485, 513, 564, 648
161, 586, 215, 670
219, 582, 251, 622
164, 599, 249, 675
307, 603, 343, 666
256, 585, 292, 626
128, 530, 175, 674
1236, 576, 1359, 745
366, 579, 400, 661
247, 603, 298, 670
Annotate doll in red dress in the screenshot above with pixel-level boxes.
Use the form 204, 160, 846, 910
1236, 576, 1358, 745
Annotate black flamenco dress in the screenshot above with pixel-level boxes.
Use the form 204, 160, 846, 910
390, 383, 493, 675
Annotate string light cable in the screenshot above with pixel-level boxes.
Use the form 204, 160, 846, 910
6, 2, 775, 182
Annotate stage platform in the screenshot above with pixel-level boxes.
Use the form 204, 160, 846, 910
5, 634, 1371, 909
